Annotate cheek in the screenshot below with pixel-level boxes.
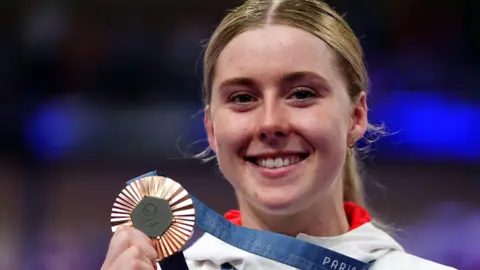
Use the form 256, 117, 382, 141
212, 112, 253, 154
293, 108, 348, 151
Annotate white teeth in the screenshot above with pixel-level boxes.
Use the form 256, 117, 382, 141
255, 155, 304, 168
274, 157, 283, 168
266, 158, 274, 167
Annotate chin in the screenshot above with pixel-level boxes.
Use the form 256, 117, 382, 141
251, 189, 307, 215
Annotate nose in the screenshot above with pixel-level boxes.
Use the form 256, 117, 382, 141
255, 102, 291, 143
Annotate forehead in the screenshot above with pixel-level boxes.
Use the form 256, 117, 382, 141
213, 25, 344, 88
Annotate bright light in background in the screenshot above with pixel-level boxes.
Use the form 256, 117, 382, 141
23, 96, 94, 160
369, 91, 479, 161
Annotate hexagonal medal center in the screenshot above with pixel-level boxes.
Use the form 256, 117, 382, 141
131, 196, 173, 238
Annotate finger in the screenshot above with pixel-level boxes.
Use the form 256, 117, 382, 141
110, 246, 156, 270
103, 226, 134, 268
104, 226, 157, 268
128, 228, 158, 266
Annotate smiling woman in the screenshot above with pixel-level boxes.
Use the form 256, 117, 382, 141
101, 1, 456, 269
205, 24, 362, 235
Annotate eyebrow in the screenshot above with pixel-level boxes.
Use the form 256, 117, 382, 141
218, 77, 256, 90
282, 71, 331, 89
218, 71, 332, 90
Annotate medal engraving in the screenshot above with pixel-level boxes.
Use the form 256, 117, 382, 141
131, 196, 173, 238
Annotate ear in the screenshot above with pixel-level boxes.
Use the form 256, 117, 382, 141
349, 92, 368, 142
204, 105, 217, 153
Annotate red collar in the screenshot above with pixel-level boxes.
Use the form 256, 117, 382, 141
224, 202, 371, 231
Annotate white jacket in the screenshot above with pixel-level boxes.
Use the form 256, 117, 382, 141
177, 222, 456, 270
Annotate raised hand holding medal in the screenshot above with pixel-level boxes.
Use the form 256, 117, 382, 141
104, 174, 196, 270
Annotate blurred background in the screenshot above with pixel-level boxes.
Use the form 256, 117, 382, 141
0, 0, 479, 269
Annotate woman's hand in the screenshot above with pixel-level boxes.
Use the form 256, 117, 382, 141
101, 226, 158, 270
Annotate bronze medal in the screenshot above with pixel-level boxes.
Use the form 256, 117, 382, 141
110, 175, 196, 260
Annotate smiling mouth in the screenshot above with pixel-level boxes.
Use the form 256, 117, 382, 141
245, 154, 309, 169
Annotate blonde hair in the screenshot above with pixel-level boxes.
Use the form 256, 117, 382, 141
198, 0, 388, 226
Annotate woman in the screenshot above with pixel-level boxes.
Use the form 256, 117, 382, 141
101, 0, 456, 269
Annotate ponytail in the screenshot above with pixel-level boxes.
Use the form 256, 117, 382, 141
343, 149, 366, 206
344, 148, 394, 233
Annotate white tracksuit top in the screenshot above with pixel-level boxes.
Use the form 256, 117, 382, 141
176, 222, 456, 270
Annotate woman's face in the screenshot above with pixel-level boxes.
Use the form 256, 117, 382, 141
205, 25, 367, 214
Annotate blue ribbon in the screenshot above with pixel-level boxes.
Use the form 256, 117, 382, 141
127, 171, 372, 270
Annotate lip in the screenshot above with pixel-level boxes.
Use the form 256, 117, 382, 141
246, 156, 307, 179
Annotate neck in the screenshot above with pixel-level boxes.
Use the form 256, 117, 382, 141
237, 192, 349, 237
